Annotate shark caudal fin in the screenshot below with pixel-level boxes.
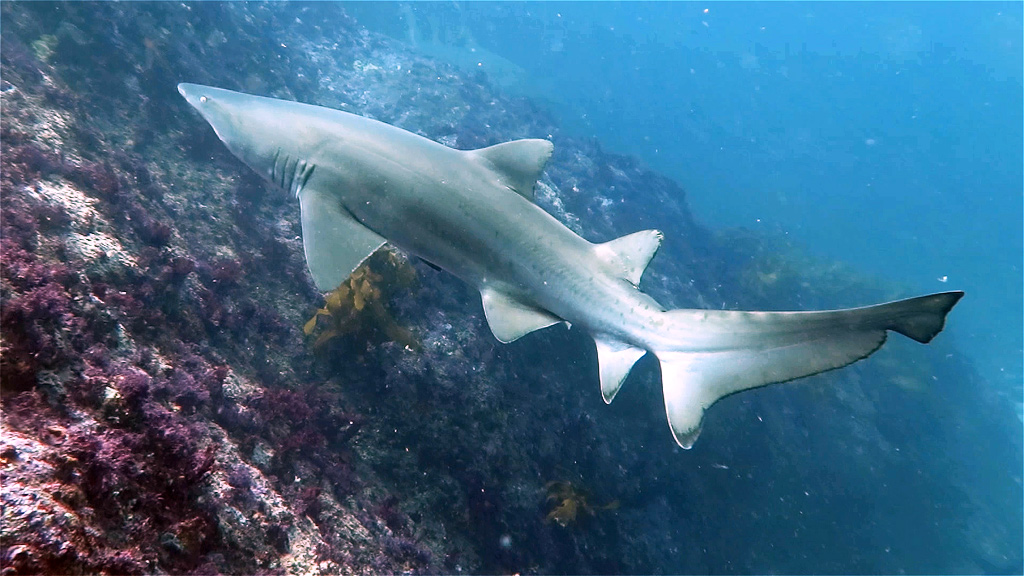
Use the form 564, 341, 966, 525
656, 291, 964, 449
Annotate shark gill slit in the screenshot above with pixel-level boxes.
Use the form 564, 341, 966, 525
292, 160, 314, 197
269, 147, 281, 183
283, 155, 296, 190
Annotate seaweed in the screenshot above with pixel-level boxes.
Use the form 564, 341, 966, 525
544, 480, 619, 528
303, 250, 420, 354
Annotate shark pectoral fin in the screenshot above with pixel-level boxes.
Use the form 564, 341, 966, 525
471, 139, 554, 201
298, 188, 386, 291
480, 288, 561, 343
594, 230, 664, 286
594, 336, 647, 403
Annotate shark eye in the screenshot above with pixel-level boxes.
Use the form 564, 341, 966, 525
199, 96, 208, 103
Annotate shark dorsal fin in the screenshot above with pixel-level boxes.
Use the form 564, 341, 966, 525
594, 229, 664, 286
472, 139, 554, 201
480, 287, 561, 343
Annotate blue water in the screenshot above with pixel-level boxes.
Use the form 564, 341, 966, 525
349, 1, 1023, 413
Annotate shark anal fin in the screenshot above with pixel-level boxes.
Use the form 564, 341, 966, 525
594, 336, 647, 403
298, 188, 386, 291
594, 230, 663, 286
480, 287, 561, 343
471, 139, 554, 201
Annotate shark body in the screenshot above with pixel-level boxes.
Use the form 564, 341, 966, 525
178, 83, 963, 448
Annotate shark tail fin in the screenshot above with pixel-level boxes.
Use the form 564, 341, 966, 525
655, 291, 964, 449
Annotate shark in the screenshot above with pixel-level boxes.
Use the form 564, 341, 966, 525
178, 83, 964, 449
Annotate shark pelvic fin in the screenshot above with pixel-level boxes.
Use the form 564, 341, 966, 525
594, 336, 647, 403
298, 188, 386, 291
471, 139, 554, 201
594, 229, 664, 286
480, 287, 561, 343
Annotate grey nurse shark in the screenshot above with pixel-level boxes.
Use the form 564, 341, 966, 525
178, 83, 963, 449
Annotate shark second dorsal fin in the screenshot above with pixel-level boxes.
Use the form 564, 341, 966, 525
472, 139, 554, 201
299, 188, 386, 290
594, 230, 663, 286
480, 287, 562, 343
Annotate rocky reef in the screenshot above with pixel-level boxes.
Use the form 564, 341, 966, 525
1, 3, 1020, 575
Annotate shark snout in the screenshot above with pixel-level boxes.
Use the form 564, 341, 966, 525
177, 83, 241, 145
177, 83, 210, 110
176, 81, 253, 163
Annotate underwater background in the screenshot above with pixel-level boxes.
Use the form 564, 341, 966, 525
0, 2, 1020, 575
